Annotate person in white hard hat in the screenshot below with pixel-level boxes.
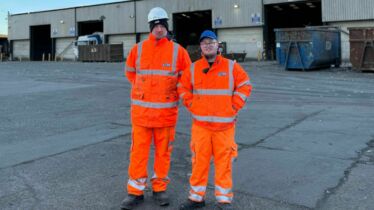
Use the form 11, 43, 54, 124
120, 6, 192, 210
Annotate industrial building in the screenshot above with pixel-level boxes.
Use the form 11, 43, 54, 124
7, 0, 374, 62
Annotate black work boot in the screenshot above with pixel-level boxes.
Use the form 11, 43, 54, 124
215, 202, 234, 210
152, 191, 170, 206
179, 199, 205, 210
120, 194, 144, 210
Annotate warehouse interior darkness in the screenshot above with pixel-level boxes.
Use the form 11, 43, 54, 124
264, 0, 322, 60
30, 25, 52, 61
78, 20, 104, 36
173, 10, 212, 48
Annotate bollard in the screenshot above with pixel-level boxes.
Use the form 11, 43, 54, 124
19, 57, 22, 62
55, 56, 58, 62
42, 53, 45, 62
0, 53, 3, 62
9, 53, 12, 61
257, 50, 261, 62
48, 53, 51, 61
60, 56, 64, 62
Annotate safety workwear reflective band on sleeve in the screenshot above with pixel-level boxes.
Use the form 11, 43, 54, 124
132, 41, 180, 109
190, 60, 237, 123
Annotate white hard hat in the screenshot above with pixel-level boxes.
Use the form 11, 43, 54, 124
148, 7, 168, 23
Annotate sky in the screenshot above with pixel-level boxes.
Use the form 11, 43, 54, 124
0, 0, 124, 35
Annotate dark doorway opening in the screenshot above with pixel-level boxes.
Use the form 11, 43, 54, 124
173, 10, 212, 48
78, 21, 103, 36
30, 25, 52, 61
264, 0, 322, 60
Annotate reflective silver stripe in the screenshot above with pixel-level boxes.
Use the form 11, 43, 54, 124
132, 99, 178, 108
192, 114, 236, 123
215, 185, 232, 195
237, 80, 251, 88
229, 60, 234, 91
190, 63, 195, 87
126, 65, 136, 72
172, 42, 179, 73
193, 89, 232, 96
216, 195, 233, 203
177, 83, 182, 88
128, 179, 146, 191
180, 92, 186, 99
136, 41, 143, 70
234, 91, 247, 101
191, 185, 206, 193
189, 193, 204, 202
151, 173, 170, 181
136, 69, 177, 76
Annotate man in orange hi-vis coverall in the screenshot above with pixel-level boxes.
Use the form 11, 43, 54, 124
120, 7, 191, 210
178, 30, 252, 210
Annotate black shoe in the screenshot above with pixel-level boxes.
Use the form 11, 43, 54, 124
120, 194, 144, 210
179, 199, 205, 210
215, 202, 234, 210
152, 191, 170, 206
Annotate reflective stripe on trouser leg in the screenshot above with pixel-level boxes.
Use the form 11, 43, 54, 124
188, 122, 213, 201
212, 126, 236, 203
127, 124, 153, 195
151, 126, 175, 192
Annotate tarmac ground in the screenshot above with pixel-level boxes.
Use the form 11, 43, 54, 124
0, 61, 373, 210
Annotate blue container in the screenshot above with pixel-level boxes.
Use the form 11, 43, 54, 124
275, 27, 341, 70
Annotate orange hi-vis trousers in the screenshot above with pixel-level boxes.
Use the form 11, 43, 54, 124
189, 122, 238, 203
126, 124, 175, 195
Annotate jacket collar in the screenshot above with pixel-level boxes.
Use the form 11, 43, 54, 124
148, 33, 169, 44
201, 54, 223, 67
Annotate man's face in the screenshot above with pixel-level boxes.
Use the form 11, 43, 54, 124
200, 38, 218, 57
152, 24, 168, 40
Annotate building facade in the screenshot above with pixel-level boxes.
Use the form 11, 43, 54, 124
7, 0, 374, 61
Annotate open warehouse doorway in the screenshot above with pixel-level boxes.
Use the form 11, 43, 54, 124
78, 20, 103, 36
30, 25, 52, 61
173, 10, 212, 47
173, 10, 212, 61
264, 0, 322, 60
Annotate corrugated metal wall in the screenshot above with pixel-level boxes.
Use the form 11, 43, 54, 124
9, 0, 263, 41
76, 2, 135, 34
322, 0, 374, 22
135, 0, 262, 31
55, 38, 76, 60
12, 40, 29, 59
9, 9, 75, 40
263, 0, 306, 5
218, 27, 263, 59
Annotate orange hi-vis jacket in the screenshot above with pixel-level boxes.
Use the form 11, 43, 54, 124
125, 33, 191, 127
178, 55, 252, 130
